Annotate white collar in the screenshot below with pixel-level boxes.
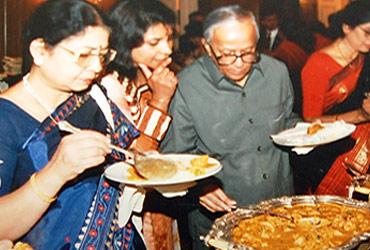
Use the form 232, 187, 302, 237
269, 28, 279, 38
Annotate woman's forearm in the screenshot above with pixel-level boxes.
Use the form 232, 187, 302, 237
0, 165, 64, 240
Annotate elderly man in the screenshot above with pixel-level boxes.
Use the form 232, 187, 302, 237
161, 5, 299, 249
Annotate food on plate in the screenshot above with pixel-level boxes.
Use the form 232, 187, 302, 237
127, 166, 146, 181
232, 203, 370, 250
307, 122, 324, 135
12, 242, 33, 250
135, 158, 178, 180
190, 155, 209, 167
123, 154, 219, 181
187, 155, 216, 176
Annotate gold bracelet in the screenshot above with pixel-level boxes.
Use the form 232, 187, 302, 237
30, 173, 57, 203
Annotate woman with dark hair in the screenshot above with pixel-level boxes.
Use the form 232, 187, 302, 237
103, 0, 177, 152
101, 0, 179, 249
0, 0, 144, 249
298, 0, 370, 196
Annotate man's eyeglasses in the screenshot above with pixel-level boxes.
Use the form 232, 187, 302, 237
207, 44, 259, 66
58, 46, 117, 67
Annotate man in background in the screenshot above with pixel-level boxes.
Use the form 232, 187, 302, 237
258, 7, 283, 52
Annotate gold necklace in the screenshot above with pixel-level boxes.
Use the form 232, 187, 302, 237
22, 74, 59, 124
336, 41, 355, 67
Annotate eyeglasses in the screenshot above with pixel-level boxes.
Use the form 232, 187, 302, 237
207, 43, 259, 66
58, 45, 117, 67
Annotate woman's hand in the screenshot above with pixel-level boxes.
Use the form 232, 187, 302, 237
199, 186, 237, 213
48, 130, 111, 183
0, 240, 13, 250
139, 58, 178, 112
0, 130, 111, 239
305, 95, 370, 123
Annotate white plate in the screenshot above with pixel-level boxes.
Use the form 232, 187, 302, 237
104, 154, 222, 187
271, 121, 356, 147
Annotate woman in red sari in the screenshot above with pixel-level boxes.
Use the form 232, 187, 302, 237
299, 0, 370, 196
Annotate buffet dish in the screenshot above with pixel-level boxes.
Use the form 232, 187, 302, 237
203, 195, 370, 250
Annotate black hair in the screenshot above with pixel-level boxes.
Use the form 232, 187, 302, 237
22, 0, 109, 74
307, 20, 328, 37
280, 18, 315, 54
184, 21, 203, 38
327, 11, 343, 39
189, 11, 204, 23
329, 0, 370, 38
259, 5, 279, 19
180, 21, 204, 55
107, 0, 175, 80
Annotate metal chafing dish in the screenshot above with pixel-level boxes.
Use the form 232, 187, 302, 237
202, 195, 370, 250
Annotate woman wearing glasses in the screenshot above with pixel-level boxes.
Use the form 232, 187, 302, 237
0, 0, 144, 249
101, 1, 178, 249
297, 0, 370, 196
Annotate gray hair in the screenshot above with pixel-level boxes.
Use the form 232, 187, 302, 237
203, 5, 260, 43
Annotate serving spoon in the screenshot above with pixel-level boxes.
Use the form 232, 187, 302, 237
255, 209, 295, 222
235, 206, 295, 223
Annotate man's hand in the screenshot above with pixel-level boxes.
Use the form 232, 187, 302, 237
199, 186, 237, 213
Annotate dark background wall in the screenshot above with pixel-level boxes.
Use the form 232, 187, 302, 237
0, 0, 117, 61
198, 0, 261, 16
0, 0, 315, 62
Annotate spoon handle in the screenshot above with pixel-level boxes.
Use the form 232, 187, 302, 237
109, 144, 135, 159
58, 120, 135, 159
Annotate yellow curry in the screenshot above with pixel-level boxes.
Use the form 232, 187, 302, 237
232, 203, 370, 250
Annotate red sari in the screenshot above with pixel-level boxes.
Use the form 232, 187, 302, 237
301, 52, 368, 196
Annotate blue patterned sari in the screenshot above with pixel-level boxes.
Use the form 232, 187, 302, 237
0, 85, 144, 250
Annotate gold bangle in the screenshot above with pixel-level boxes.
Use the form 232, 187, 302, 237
30, 173, 57, 203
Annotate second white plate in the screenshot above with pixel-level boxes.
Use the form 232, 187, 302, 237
271, 121, 356, 147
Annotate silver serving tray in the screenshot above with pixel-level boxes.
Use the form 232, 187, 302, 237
203, 195, 370, 250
